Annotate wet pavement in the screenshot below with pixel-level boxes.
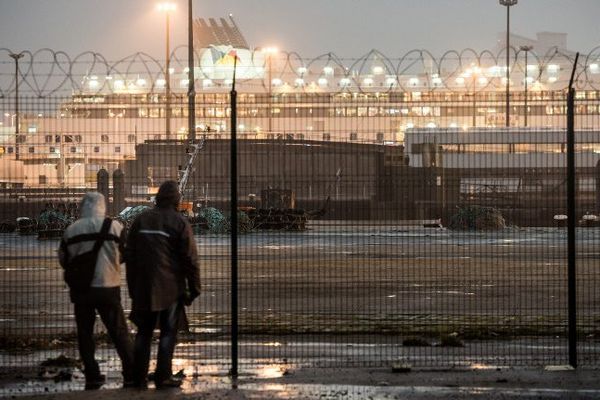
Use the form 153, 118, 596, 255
3, 364, 600, 399
3, 226, 600, 398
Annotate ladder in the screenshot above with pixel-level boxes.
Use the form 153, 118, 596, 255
178, 136, 206, 201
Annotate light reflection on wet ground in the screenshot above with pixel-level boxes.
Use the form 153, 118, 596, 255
2, 227, 600, 398
2, 337, 600, 397
4, 367, 600, 399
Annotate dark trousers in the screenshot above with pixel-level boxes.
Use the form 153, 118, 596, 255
73, 287, 134, 381
133, 300, 182, 383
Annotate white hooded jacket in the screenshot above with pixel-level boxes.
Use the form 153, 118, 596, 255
58, 192, 125, 288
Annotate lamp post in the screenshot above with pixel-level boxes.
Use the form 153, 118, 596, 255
158, 2, 176, 140
187, 0, 196, 142
520, 45, 533, 127
261, 47, 278, 135
499, 0, 517, 127
469, 66, 482, 127
9, 52, 24, 160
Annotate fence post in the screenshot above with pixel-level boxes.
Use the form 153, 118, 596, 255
229, 58, 239, 377
596, 160, 600, 214
566, 52, 579, 369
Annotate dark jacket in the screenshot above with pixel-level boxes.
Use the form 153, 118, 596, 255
124, 205, 200, 313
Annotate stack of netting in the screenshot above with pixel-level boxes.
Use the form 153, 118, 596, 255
448, 205, 506, 230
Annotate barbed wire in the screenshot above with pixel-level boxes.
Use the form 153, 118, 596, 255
0, 46, 599, 97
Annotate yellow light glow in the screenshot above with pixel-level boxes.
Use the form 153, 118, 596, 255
261, 46, 278, 54
157, 2, 176, 12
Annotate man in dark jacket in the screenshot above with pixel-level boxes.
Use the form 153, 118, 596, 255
125, 181, 201, 389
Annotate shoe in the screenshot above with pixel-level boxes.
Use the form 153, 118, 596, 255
155, 376, 182, 389
84, 374, 106, 390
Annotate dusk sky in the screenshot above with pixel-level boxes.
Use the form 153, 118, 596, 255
1, 0, 600, 60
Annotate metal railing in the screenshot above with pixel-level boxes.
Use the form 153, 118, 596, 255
1, 77, 599, 376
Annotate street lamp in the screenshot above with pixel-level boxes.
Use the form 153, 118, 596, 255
187, 0, 196, 142
520, 45, 533, 127
499, 0, 517, 127
468, 66, 483, 127
157, 2, 176, 140
9, 52, 24, 160
261, 47, 278, 135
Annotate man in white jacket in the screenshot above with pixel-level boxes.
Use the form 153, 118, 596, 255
59, 192, 133, 390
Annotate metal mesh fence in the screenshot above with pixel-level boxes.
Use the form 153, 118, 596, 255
1, 89, 599, 376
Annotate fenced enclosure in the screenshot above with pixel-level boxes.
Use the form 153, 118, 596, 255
1, 48, 600, 381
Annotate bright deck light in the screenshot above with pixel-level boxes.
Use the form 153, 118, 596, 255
157, 2, 176, 12
261, 47, 278, 55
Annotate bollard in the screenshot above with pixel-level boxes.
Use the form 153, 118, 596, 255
113, 168, 125, 217
97, 168, 110, 212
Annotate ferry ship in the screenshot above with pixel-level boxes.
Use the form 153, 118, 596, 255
0, 19, 598, 225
